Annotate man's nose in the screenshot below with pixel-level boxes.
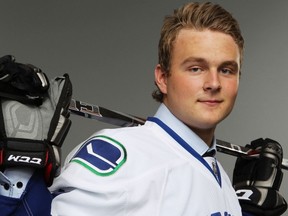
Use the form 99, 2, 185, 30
203, 71, 221, 91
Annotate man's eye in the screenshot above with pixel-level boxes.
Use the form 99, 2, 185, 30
221, 68, 233, 74
189, 67, 202, 73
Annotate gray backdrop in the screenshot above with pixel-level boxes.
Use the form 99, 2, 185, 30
1, 0, 288, 214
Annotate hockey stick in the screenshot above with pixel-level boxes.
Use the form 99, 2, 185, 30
69, 99, 288, 171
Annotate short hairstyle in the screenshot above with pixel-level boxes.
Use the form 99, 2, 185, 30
152, 2, 244, 102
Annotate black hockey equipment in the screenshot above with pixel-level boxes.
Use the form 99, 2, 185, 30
233, 138, 287, 216
0, 55, 49, 106
0, 56, 72, 186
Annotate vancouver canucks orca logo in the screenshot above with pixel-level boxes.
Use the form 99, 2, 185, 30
71, 135, 127, 176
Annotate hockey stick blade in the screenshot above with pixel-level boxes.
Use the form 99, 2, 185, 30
69, 99, 288, 171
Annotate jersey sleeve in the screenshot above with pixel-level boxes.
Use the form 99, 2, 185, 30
50, 131, 128, 215
0, 170, 52, 216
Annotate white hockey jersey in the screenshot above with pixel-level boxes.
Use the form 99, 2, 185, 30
50, 105, 242, 216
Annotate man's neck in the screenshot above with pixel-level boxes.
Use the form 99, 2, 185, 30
187, 126, 215, 147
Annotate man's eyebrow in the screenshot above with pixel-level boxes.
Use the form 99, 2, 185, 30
220, 61, 239, 71
181, 57, 208, 65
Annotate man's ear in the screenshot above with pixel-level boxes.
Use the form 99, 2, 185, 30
154, 64, 168, 94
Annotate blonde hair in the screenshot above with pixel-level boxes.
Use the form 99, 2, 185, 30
152, 2, 244, 102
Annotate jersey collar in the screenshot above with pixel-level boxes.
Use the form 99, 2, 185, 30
153, 103, 217, 156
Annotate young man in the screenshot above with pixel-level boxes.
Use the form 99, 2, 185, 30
0, 2, 285, 216
50, 2, 244, 215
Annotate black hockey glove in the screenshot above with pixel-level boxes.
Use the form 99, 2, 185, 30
0, 55, 49, 106
233, 138, 287, 216
0, 56, 72, 186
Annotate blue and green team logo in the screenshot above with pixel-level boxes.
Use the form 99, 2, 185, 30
71, 135, 127, 176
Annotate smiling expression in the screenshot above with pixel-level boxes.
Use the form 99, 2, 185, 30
155, 29, 241, 143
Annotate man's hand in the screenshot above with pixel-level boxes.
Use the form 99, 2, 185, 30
233, 138, 287, 216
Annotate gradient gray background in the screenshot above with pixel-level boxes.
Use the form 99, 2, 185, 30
1, 0, 288, 214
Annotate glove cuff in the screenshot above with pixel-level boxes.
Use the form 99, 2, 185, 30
236, 186, 287, 216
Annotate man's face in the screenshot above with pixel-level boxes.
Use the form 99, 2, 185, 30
155, 29, 240, 134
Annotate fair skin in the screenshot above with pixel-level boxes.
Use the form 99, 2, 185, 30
155, 29, 241, 146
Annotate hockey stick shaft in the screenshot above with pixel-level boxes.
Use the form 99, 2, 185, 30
69, 99, 288, 170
